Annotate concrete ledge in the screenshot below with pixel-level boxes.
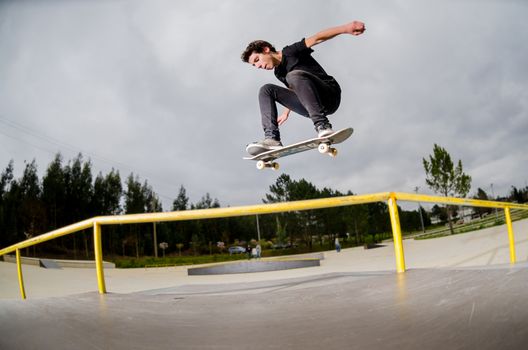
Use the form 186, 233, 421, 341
287, 252, 325, 260
2, 255, 115, 269
188, 258, 320, 275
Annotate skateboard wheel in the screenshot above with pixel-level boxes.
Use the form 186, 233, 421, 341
256, 160, 266, 170
329, 148, 338, 157
272, 162, 280, 171
318, 143, 330, 154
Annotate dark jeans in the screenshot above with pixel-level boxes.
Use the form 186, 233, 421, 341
258, 70, 341, 140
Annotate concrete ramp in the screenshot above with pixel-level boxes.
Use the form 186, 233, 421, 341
188, 258, 320, 275
2, 255, 116, 268
2, 265, 528, 349
39, 259, 62, 269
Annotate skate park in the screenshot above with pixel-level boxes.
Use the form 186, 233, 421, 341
1, 192, 528, 349
2, 3, 528, 348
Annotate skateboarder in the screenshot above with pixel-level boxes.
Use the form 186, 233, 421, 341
242, 20, 365, 153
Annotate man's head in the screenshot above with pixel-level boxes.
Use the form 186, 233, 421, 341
241, 40, 279, 70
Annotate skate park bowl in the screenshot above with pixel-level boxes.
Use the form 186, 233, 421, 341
2, 192, 528, 348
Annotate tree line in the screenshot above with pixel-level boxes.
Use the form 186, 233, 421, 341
0, 153, 431, 258
1, 151, 526, 258
260, 174, 431, 249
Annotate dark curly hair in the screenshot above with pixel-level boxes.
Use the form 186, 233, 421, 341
241, 40, 277, 62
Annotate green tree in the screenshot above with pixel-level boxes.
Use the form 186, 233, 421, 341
172, 185, 189, 211
124, 174, 145, 214
264, 175, 378, 248
400, 208, 430, 232
170, 185, 190, 250
275, 216, 287, 245
124, 174, 145, 258
42, 154, 66, 230
63, 154, 94, 258
93, 169, 123, 256
366, 202, 390, 238
64, 154, 94, 223
19, 160, 45, 242
345, 197, 369, 245
0, 160, 14, 198
264, 174, 295, 245
316, 188, 348, 249
144, 182, 162, 213
473, 187, 492, 218
3, 178, 22, 246
264, 174, 292, 203
192, 193, 220, 210
431, 204, 447, 223
143, 182, 162, 257
0, 161, 15, 246
287, 179, 320, 247
93, 169, 122, 215
124, 174, 163, 257
509, 186, 526, 204
423, 144, 472, 234
191, 193, 221, 253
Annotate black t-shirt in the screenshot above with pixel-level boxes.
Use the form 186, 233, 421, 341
274, 38, 336, 88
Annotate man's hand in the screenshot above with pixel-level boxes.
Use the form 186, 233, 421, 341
277, 109, 290, 126
344, 21, 365, 36
305, 20, 366, 48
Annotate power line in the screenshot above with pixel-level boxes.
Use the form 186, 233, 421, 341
0, 115, 177, 203
0, 116, 142, 172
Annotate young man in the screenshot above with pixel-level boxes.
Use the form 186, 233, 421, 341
242, 20, 365, 154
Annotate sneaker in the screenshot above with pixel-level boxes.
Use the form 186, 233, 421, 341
316, 124, 334, 138
246, 138, 283, 156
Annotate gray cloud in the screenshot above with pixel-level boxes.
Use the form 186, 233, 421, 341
1, 0, 527, 209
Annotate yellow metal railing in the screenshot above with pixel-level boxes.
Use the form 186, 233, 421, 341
1, 192, 527, 299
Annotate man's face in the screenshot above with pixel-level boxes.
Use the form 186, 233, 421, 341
248, 47, 275, 70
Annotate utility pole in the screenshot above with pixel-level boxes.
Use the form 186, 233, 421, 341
256, 215, 261, 241
415, 187, 426, 233
491, 183, 499, 221
153, 222, 158, 258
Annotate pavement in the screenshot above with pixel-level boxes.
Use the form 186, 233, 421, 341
0, 219, 527, 349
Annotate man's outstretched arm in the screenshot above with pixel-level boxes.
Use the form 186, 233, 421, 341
305, 21, 365, 48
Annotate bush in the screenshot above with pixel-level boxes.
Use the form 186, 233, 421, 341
112, 254, 248, 268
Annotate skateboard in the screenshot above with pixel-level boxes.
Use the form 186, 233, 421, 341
244, 127, 353, 170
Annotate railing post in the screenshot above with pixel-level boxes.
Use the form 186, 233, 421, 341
93, 222, 107, 294
388, 194, 406, 273
16, 249, 27, 300
504, 207, 516, 264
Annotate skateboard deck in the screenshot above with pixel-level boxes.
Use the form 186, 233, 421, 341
244, 127, 353, 170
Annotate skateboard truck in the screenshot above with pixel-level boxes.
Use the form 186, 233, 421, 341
256, 160, 280, 170
255, 144, 335, 170
318, 143, 338, 157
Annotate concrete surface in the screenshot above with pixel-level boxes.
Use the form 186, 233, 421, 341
0, 219, 527, 349
1, 266, 528, 349
187, 258, 320, 275
2, 254, 116, 268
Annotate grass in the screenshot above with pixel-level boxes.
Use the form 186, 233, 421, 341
112, 242, 358, 268
113, 248, 326, 268
414, 208, 528, 240
113, 254, 249, 268
111, 237, 381, 268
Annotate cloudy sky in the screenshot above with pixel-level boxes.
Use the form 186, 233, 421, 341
0, 0, 527, 210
